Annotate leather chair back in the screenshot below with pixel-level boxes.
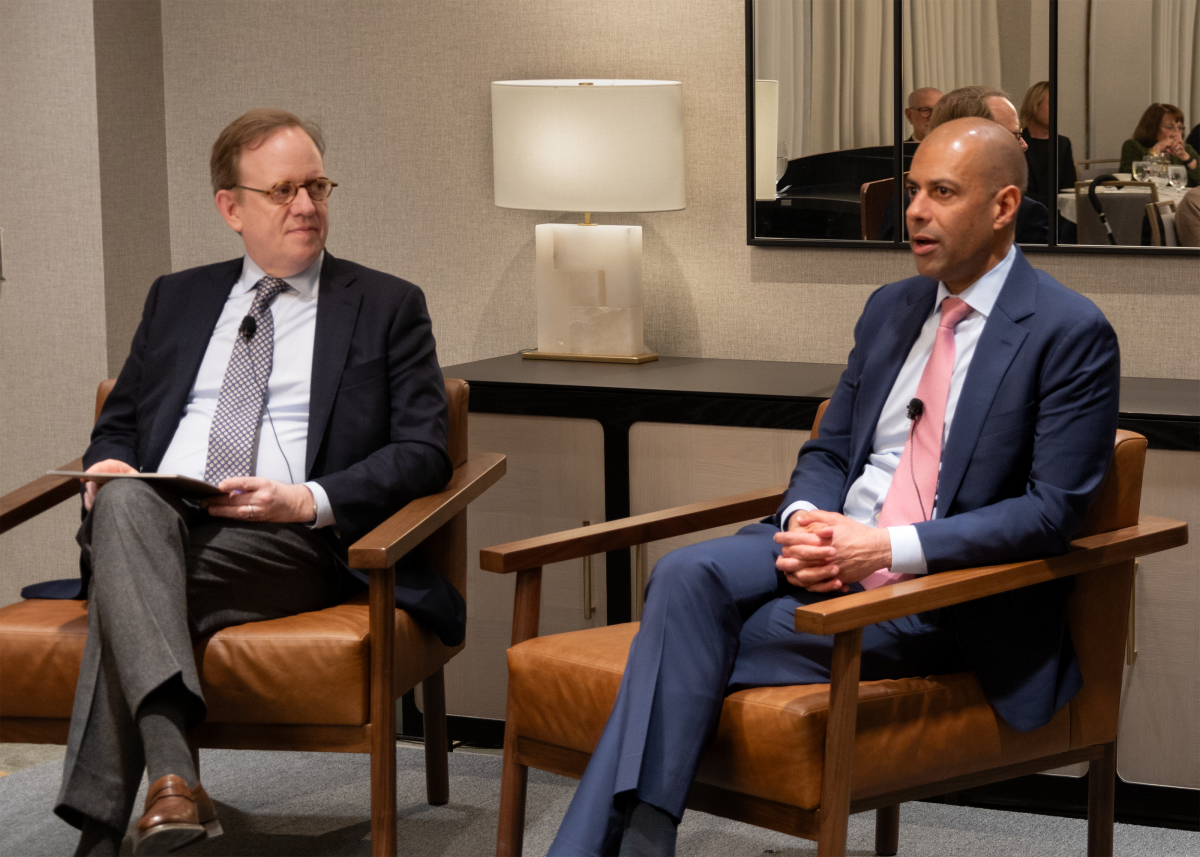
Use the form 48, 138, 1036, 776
811, 400, 830, 440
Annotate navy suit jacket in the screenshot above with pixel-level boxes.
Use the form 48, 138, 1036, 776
26, 252, 465, 646
777, 248, 1121, 731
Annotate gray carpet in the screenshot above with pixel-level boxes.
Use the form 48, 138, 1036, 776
1, 744, 1196, 856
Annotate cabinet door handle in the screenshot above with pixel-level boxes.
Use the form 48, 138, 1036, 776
583, 521, 596, 621
1126, 560, 1138, 666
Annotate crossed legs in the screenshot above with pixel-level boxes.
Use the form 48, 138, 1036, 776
56, 479, 342, 852
550, 522, 967, 856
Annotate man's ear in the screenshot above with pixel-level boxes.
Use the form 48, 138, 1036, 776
993, 185, 1022, 232
215, 189, 243, 234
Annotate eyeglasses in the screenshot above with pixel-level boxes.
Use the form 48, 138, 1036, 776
235, 177, 337, 205
910, 107, 934, 117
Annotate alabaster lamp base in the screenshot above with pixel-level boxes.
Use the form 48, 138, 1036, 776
523, 222, 658, 363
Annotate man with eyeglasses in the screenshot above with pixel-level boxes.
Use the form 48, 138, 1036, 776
904, 87, 943, 142
39, 109, 457, 856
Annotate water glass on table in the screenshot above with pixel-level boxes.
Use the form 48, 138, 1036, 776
1167, 165, 1188, 189
1132, 161, 1150, 182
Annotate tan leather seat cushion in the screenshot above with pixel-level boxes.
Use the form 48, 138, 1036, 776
508, 623, 1071, 810
0, 596, 459, 726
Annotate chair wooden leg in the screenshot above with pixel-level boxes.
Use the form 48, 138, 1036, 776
423, 667, 450, 806
369, 565, 397, 857
874, 804, 899, 856
817, 628, 863, 857
497, 690, 529, 857
1087, 742, 1116, 857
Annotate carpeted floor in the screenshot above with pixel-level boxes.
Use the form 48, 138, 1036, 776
2, 744, 1196, 856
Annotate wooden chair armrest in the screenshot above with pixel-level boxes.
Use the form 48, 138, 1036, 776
794, 515, 1188, 635
480, 484, 786, 574
0, 458, 85, 535
348, 452, 506, 571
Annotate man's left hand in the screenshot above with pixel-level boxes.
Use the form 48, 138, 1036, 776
203, 478, 315, 523
775, 510, 891, 592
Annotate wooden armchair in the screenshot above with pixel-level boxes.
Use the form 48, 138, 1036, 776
483, 401, 1187, 857
0, 377, 505, 857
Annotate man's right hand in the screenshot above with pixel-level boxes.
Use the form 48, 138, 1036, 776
82, 459, 137, 511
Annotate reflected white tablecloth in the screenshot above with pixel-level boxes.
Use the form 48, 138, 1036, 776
1058, 184, 1188, 223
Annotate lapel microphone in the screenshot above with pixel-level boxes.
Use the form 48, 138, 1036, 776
907, 397, 924, 422
239, 315, 257, 340
906, 397, 929, 521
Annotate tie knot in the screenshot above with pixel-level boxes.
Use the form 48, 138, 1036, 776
939, 297, 972, 330
254, 276, 289, 304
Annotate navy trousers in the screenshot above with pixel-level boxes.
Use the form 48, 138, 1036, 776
549, 522, 970, 856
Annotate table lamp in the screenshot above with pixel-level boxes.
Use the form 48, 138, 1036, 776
491, 79, 686, 363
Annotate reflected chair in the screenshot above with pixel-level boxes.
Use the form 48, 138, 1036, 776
1074, 180, 1158, 245
0, 378, 506, 857
859, 177, 895, 240
1147, 200, 1179, 246
484, 400, 1187, 857
1075, 158, 1122, 182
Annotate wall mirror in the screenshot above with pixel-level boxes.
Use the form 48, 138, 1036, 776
747, 0, 1200, 253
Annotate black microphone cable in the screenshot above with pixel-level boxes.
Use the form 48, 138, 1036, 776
905, 397, 930, 521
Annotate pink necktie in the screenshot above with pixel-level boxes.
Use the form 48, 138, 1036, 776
860, 297, 973, 590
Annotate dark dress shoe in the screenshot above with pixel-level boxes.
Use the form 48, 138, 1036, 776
132, 775, 205, 855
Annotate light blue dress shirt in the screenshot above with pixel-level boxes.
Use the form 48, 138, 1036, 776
782, 244, 1017, 575
156, 252, 334, 528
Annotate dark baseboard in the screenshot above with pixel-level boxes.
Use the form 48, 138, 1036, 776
923, 772, 1199, 831
398, 690, 507, 750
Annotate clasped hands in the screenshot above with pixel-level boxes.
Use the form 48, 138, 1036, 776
774, 509, 892, 593
82, 459, 315, 522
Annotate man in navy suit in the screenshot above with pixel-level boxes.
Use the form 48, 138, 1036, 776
552, 118, 1120, 856
50, 110, 456, 856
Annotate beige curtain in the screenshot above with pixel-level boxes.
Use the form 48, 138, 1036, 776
1152, 0, 1200, 126
754, 0, 810, 159
755, 0, 1005, 157
901, 0, 1003, 99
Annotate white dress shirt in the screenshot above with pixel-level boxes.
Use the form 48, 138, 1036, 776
156, 252, 334, 527
782, 244, 1017, 574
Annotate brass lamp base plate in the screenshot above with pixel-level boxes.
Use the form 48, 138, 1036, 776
521, 350, 659, 364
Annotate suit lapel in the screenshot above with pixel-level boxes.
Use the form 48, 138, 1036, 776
848, 279, 938, 485
936, 250, 1037, 516
306, 253, 361, 477
150, 260, 241, 466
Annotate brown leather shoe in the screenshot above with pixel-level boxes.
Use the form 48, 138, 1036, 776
132, 775, 205, 855
193, 782, 223, 838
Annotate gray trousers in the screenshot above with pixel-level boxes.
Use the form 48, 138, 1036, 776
55, 479, 344, 831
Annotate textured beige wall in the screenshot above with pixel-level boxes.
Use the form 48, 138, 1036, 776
156, 0, 1198, 379
94, 0, 172, 376
0, 0, 109, 607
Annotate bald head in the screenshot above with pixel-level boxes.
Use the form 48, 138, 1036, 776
905, 87, 943, 141
920, 117, 1027, 197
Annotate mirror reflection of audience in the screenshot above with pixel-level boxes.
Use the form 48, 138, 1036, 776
883, 86, 1049, 244
905, 87, 942, 142
1120, 103, 1200, 186
1019, 81, 1076, 210
1176, 187, 1200, 247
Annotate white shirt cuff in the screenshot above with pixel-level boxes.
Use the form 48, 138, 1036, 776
886, 525, 928, 575
304, 481, 335, 529
780, 500, 817, 530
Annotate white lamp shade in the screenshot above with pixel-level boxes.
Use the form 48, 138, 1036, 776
492, 79, 686, 212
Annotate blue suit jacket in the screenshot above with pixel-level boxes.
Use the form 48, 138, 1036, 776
26, 252, 466, 646
777, 248, 1121, 731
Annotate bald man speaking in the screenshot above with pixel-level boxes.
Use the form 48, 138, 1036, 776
551, 118, 1121, 856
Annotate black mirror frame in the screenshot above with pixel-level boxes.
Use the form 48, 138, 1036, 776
745, 0, 1200, 255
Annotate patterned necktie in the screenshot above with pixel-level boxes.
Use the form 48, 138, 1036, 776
861, 296, 974, 590
203, 276, 290, 484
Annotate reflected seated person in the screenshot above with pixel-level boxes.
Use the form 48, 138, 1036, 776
550, 117, 1119, 856
883, 86, 1050, 245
